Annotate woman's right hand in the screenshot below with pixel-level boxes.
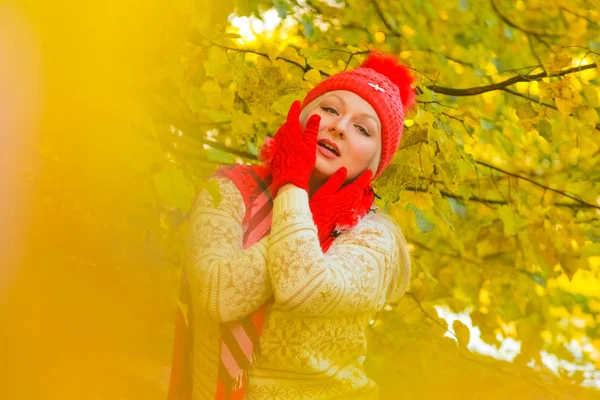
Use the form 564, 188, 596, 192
260, 101, 321, 195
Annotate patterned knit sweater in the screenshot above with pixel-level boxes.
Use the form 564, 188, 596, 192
186, 178, 403, 400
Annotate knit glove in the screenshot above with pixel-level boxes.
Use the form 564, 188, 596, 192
310, 167, 375, 245
259, 100, 321, 194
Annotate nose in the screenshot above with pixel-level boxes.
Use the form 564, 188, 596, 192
329, 125, 344, 139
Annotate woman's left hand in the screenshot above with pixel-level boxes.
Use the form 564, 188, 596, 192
309, 167, 374, 244
261, 100, 321, 195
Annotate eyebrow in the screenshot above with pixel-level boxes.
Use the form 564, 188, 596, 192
326, 94, 381, 129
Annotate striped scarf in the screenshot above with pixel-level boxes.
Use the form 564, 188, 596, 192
167, 164, 368, 400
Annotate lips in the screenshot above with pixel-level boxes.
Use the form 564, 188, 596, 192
317, 139, 340, 157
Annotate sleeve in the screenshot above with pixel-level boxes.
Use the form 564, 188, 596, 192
185, 177, 272, 323
267, 186, 399, 316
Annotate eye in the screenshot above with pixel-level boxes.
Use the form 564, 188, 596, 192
321, 106, 339, 115
355, 125, 371, 136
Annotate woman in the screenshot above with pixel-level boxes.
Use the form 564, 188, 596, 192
168, 52, 415, 400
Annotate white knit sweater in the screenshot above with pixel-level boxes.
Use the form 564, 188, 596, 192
185, 178, 407, 400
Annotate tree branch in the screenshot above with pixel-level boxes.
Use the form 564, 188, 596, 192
426, 63, 597, 96
501, 88, 600, 131
407, 238, 480, 265
501, 88, 557, 110
322, 48, 371, 70
418, 48, 479, 71
191, 31, 312, 73
371, 0, 402, 37
490, 0, 561, 39
476, 161, 600, 209
403, 185, 599, 210
401, 294, 567, 399
559, 6, 600, 28
562, 46, 600, 58
199, 139, 257, 161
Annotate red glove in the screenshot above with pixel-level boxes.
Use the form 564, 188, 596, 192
259, 101, 320, 194
309, 167, 375, 245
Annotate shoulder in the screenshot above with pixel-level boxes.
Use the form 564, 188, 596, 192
335, 210, 402, 255
337, 209, 412, 300
344, 208, 403, 242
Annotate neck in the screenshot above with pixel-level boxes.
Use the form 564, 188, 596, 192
308, 173, 328, 198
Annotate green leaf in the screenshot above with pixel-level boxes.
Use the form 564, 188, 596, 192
406, 203, 435, 233
515, 101, 537, 119
414, 109, 435, 126
206, 146, 235, 164
480, 119, 496, 131
447, 197, 467, 218
535, 120, 552, 142
152, 167, 195, 213
582, 243, 600, 257
497, 205, 523, 236
202, 179, 223, 208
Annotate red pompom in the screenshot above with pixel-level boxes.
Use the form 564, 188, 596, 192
259, 137, 276, 166
361, 52, 416, 111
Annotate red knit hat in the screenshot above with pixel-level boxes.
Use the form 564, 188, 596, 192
301, 52, 416, 178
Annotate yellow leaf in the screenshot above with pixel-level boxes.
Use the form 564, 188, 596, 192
220, 88, 235, 110
546, 52, 572, 75
266, 47, 280, 62
575, 106, 599, 128
200, 79, 221, 94
555, 97, 573, 115
453, 320, 471, 347
497, 205, 523, 236
200, 80, 222, 109
437, 266, 454, 287
304, 68, 322, 84
401, 25, 416, 37
514, 101, 537, 120
308, 57, 331, 70
559, 252, 589, 280
231, 110, 254, 136
582, 83, 599, 107
414, 109, 435, 126
537, 81, 554, 101
204, 47, 230, 78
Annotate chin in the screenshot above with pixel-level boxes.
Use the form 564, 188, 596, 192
314, 155, 340, 178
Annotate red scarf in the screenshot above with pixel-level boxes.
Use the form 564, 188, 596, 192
167, 164, 373, 400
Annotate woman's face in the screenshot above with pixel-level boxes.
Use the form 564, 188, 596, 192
300, 90, 381, 185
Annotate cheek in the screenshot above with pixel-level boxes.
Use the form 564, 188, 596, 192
345, 137, 377, 167
315, 111, 334, 129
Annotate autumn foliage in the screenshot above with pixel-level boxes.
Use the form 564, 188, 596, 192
2, 0, 600, 399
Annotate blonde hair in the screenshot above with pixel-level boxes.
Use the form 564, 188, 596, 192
367, 142, 382, 177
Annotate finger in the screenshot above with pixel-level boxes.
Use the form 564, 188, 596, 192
304, 113, 321, 135
317, 167, 347, 196
352, 169, 373, 191
303, 114, 321, 147
286, 101, 302, 140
